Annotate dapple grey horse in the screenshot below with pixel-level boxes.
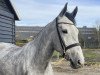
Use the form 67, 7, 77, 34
0, 3, 84, 75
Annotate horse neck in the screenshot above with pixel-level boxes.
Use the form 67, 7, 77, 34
23, 20, 56, 72
33, 22, 55, 61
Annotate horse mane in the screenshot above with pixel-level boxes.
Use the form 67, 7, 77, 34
32, 21, 54, 40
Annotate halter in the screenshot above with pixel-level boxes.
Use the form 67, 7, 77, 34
56, 18, 80, 57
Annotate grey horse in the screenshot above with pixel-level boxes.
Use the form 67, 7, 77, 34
0, 3, 84, 75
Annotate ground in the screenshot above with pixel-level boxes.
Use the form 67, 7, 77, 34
52, 59, 100, 75
52, 49, 100, 75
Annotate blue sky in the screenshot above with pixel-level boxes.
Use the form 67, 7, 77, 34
11, 0, 100, 27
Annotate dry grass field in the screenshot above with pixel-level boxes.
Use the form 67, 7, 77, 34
52, 58, 100, 75
52, 49, 100, 75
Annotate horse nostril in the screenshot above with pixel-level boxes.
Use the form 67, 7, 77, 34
78, 60, 81, 65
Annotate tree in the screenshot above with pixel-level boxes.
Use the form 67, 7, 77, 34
95, 20, 100, 48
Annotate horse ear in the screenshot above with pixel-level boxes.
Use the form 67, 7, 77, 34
71, 6, 78, 18
59, 3, 68, 17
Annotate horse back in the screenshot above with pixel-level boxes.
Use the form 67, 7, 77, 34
0, 42, 16, 50
0, 42, 20, 58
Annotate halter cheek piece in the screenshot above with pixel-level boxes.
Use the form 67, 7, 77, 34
56, 18, 80, 58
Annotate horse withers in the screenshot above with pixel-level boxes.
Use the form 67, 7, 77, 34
0, 3, 84, 75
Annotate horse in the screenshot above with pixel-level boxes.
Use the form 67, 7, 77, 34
0, 3, 84, 75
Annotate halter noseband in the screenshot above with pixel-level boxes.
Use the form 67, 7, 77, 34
56, 18, 80, 58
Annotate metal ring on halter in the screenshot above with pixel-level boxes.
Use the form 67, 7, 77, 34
56, 18, 80, 58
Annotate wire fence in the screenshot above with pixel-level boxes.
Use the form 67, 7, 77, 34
80, 41, 99, 49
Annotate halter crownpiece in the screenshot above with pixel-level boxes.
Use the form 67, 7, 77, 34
58, 22, 74, 25
56, 18, 80, 58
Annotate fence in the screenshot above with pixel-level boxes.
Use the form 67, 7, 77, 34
79, 39, 100, 49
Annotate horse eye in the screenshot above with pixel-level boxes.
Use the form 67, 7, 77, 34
62, 30, 68, 34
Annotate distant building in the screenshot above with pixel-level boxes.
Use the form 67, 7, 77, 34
78, 26, 97, 48
0, 0, 19, 43
16, 26, 43, 40
79, 26, 97, 40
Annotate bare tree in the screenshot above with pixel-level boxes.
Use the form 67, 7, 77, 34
95, 20, 100, 48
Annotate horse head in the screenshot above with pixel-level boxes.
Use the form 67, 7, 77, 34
53, 3, 85, 69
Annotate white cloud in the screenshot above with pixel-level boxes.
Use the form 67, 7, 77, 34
11, 0, 100, 27
76, 6, 100, 27
78, 6, 100, 16
12, 0, 63, 19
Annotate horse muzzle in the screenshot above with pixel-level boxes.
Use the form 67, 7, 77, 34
69, 59, 84, 69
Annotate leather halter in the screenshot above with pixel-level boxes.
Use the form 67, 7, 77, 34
56, 18, 80, 57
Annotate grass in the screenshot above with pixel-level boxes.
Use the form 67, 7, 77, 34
83, 49, 100, 62
84, 51, 99, 59
52, 51, 62, 58
85, 62, 100, 66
